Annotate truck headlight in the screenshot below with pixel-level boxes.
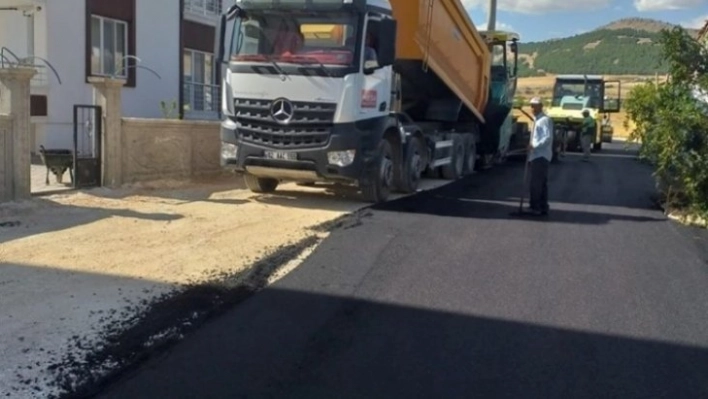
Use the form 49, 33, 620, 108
221, 142, 238, 160
327, 150, 356, 167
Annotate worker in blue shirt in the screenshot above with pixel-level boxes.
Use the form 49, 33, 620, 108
527, 97, 553, 216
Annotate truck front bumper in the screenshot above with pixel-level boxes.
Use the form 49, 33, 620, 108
220, 118, 381, 184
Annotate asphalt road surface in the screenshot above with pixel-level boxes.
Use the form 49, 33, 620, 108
99, 143, 708, 399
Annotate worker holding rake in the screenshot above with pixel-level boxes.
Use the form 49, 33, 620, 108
525, 97, 553, 216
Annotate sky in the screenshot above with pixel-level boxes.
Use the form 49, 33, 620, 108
462, 0, 708, 42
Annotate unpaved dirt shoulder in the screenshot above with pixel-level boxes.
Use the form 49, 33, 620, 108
0, 180, 369, 398
0, 177, 448, 398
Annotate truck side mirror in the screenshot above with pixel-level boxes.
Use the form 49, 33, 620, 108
215, 14, 226, 63
214, 14, 227, 84
216, 4, 243, 66
511, 41, 518, 77
377, 19, 397, 67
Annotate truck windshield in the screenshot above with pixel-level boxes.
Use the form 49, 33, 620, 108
490, 44, 505, 67
490, 43, 507, 80
552, 80, 602, 108
229, 11, 359, 69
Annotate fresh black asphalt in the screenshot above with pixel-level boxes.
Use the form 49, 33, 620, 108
98, 143, 708, 399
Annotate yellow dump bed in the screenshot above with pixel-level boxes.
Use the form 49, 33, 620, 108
390, 0, 490, 122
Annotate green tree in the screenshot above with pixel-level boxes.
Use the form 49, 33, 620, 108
624, 27, 708, 219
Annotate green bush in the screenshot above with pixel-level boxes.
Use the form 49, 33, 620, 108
624, 27, 708, 218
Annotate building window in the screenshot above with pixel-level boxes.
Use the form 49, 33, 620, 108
183, 49, 219, 113
90, 15, 128, 78
184, 0, 222, 18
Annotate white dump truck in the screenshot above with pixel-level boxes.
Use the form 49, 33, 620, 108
215, 0, 521, 202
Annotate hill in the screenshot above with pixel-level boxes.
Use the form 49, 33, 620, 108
597, 17, 698, 34
515, 18, 699, 77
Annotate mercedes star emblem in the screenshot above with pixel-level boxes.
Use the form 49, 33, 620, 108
270, 98, 294, 124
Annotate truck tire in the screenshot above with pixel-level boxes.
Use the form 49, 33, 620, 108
244, 174, 279, 193
361, 139, 394, 203
441, 134, 465, 180
462, 135, 477, 176
394, 136, 424, 194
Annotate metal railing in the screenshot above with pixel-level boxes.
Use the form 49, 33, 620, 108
183, 81, 220, 115
31, 65, 48, 86
184, 0, 222, 18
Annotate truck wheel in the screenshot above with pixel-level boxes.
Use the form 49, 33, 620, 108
462, 135, 477, 176
441, 134, 464, 180
394, 136, 424, 193
244, 174, 279, 193
361, 140, 394, 203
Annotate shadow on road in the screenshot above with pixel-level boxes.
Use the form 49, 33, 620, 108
372, 142, 658, 219
0, 198, 183, 245
372, 188, 663, 225
98, 287, 708, 398
0, 260, 175, 398
374, 192, 664, 224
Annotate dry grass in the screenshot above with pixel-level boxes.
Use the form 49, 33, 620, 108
515, 74, 667, 138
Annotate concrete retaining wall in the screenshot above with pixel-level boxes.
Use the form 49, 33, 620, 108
121, 118, 222, 184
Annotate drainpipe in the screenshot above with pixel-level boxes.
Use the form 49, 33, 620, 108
178, 0, 185, 119
26, 11, 34, 57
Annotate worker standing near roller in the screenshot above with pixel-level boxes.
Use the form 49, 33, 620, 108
527, 97, 553, 216
580, 109, 596, 162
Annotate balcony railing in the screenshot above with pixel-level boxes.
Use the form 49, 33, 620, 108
184, 0, 222, 18
31, 65, 48, 87
183, 81, 220, 118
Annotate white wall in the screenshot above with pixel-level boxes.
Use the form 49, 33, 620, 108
0, 4, 48, 72
44, 0, 90, 148
41, 0, 180, 149
123, 0, 180, 118
0, 11, 29, 60
0, 4, 49, 153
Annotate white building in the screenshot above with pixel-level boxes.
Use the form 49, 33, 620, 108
0, 0, 225, 152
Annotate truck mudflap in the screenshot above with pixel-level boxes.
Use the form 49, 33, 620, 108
220, 115, 394, 184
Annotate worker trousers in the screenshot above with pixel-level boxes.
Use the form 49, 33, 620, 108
581, 135, 592, 160
529, 157, 549, 213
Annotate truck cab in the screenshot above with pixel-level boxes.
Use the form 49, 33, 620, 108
215, 0, 506, 203
478, 30, 519, 165
216, 0, 400, 197
546, 74, 621, 158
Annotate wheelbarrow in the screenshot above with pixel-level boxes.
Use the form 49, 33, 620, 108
38, 145, 74, 185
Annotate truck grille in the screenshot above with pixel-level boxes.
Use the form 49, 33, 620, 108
233, 98, 337, 149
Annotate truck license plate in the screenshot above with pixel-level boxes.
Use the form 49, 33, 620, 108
264, 151, 297, 161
